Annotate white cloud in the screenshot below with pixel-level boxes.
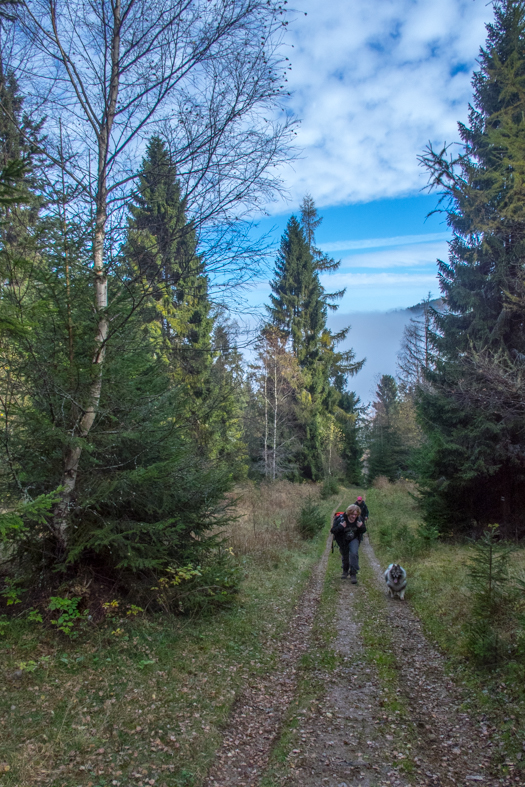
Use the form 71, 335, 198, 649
336, 239, 449, 269
322, 271, 437, 289
274, 0, 494, 209
318, 232, 449, 252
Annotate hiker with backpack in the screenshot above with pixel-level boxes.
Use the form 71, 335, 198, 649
355, 496, 369, 522
330, 504, 366, 584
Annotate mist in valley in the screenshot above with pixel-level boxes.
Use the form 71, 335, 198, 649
329, 308, 415, 403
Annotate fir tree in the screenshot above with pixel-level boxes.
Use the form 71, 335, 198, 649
417, 0, 525, 534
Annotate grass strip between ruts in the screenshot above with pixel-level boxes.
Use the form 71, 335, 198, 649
259, 501, 420, 786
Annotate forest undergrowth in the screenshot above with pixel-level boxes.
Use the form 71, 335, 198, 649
0, 482, 342, 787
368, 479, 525, 777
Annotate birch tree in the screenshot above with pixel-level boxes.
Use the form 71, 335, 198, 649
13, 0, 293, 545
246, 327, 303, 479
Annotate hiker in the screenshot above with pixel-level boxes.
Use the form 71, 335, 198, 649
355, 495, 369, 522
330, 504, 366, 584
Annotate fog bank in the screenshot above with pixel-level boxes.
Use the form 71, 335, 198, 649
329, 310, 415, 403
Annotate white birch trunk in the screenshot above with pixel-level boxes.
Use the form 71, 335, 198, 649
53, 1, 121, 545
272, 355, 277, 481
264, 361, 269, 479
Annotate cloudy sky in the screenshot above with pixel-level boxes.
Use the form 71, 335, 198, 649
279, 0, 492, 207
246, 0, 496, 398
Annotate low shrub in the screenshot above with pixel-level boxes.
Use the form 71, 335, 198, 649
462, 618, 504, 666
297, 497, 325, 540
375, 516, 420, 558
372, 475, 391, 490
149, 550, 242, 616
320, 476, 340, 499
461, 526, 514, 665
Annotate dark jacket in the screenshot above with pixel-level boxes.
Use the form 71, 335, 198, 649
355, 500, 369, 519
331, 513, 365, 548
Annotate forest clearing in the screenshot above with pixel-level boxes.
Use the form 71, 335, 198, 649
1, 481, 524, 787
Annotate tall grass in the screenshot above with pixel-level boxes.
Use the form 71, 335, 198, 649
224, 481, 321, 564
367, 477, 430, 560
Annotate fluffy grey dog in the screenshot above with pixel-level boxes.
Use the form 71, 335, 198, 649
384, 563, 407, 599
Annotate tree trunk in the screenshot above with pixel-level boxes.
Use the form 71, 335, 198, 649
264, 362, 268, 479
272, 356, 277, 481
52, 0, 120, 547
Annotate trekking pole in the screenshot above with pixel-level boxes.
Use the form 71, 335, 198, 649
331, 534, 334, 554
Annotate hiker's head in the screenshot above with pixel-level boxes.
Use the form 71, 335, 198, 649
345, 504, 360, 521
356, 496, 363, 502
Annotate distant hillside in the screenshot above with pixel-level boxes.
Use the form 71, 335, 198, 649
407, 297, 445, 313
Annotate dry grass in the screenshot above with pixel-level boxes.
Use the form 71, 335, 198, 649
371, 475, 418, 495
223, 481, 321, 564
371, 475, 391, 490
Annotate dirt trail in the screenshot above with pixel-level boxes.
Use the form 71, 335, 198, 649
203, 532, 333, 787
280, 538, 504, 787
205, 532, 518, 787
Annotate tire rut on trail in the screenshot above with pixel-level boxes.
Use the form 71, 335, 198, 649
202, 531, 333, 787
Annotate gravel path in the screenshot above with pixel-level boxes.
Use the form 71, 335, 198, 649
204, 533, 519, 787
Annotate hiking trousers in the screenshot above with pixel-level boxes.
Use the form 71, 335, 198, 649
339, 537, 360, 576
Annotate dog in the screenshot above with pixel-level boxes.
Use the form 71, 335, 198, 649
384, 563, 407, 600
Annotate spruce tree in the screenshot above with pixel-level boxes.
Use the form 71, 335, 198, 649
266, 205, 363, 479
0, 127, 241, 582
267, 215, 325, 366
417, 0, 525, 534
300, 193, 341, 274
125, 136, 213, 382
367, 375, 406, 483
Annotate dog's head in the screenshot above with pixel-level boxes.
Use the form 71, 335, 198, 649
390, 563, 403, 583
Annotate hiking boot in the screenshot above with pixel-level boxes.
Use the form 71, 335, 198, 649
341, 571, 348, 579
350, 574, 358, 584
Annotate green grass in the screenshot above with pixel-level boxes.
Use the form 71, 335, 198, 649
0, 497, 337, 787
366, 480, 525, 779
